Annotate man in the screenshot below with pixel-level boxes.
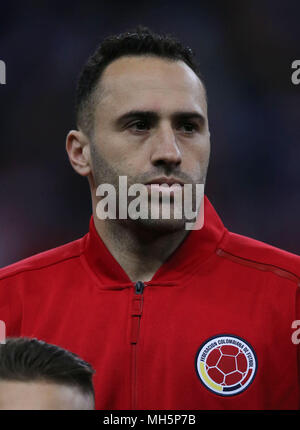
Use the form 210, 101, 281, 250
0, 26, 300, 410
0, 337, 95, 410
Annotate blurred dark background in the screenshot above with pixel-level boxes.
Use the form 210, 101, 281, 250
0, 0, 300, 267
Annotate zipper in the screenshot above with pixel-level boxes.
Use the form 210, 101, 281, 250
135, 280, 145, 295
130, 281, 145, 409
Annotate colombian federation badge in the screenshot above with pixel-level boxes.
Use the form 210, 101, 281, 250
195, 334, 257, 396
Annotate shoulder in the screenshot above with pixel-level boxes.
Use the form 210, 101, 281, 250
0, 235, 87, 283
218, 230, 300, 285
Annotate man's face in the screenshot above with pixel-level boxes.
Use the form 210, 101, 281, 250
0, 380, 94, 410
89, 55, 210, 231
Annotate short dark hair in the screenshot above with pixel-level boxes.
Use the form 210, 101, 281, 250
0, 337, 95, 401
75, 25, 204, 137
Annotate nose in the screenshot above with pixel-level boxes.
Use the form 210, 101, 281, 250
150, 123, 182, 168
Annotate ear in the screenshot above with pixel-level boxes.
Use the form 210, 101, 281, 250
66, 130, 92, 177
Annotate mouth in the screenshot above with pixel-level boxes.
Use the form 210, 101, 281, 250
145, 177, 184, 188
144, 178, 184, 200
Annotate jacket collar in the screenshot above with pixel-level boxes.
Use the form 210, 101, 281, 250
83, 195, 226, 286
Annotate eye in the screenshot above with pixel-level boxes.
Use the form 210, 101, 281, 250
179, 122, 198, 134
128, 120, 150, 132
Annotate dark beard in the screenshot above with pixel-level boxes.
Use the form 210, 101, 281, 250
90, 143, 205, 232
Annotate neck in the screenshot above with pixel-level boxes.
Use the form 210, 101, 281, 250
93, 216, 189, 283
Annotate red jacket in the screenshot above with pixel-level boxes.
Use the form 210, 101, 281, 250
0, 196, 300, 410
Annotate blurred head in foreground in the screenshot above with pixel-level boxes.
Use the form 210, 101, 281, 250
0, 337, 95, 410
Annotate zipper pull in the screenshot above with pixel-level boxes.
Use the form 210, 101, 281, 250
134, 281, 145, 295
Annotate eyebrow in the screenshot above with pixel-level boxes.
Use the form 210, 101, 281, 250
114, 110, 205, 128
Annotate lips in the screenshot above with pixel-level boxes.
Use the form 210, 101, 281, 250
145, 178, 184, 199
145, 177, 184, 187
